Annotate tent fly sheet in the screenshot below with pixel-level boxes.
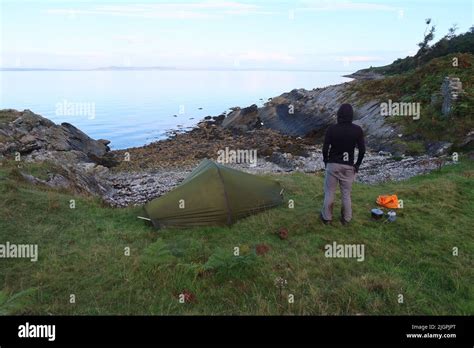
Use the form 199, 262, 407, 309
143, 159, 284, 229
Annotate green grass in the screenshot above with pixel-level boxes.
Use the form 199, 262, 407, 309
0, 159, 473, 315
348, 53, 474, 150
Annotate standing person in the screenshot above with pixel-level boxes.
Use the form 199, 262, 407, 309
321, 103, 365, 225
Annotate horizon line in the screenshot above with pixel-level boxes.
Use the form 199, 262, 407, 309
0, 66, 357, 73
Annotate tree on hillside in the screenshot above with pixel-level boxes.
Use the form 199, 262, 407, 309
444, 24, 458, 40
416, 18, 436, 65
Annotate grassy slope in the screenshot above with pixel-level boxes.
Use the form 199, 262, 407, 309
348, 53, 474, 152
0, 159, 473, 315
361, 30, 474, 76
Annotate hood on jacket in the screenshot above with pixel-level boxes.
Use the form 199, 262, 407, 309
337, 103, 353, 123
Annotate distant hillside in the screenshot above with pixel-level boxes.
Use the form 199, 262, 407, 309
359, 28, 474, 76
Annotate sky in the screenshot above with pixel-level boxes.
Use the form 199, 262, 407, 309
0, 0, 473, 70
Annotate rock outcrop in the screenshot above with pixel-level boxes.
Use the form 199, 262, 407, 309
0, 109, 116, 196
19, 162, 111, 197
223, 82, 400, 152
343, 70, 385, 81
0, 109, 111, 163
441, 77, 463, 115
221, 104, 261, 131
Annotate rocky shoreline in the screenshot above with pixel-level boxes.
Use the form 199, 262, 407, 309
0, 72, 459, 208
102, 150, 451, 207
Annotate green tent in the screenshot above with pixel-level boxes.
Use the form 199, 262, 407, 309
143, 159, 283, 229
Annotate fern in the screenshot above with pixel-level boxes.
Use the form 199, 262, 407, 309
203, 248, 260, 278
0, 288, 37, 315
140, 239, 176, 270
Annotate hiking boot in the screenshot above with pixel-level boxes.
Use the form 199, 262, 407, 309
340, 218, 350, 226
320, 213, 331, 225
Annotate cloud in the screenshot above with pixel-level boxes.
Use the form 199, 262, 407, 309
44, 1, 272, 20
296, 0, 400, 13
52, 50, 108, 57
7, 49, 108, 58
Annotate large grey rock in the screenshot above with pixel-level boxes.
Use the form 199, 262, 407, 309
256, 87, 338, 136
267, 152, 295, 171
223, 82, 401, 152
0, 109, 111, 164
426, 141, 453, 156
222, 104, 261, 132
0, 109, 119, 200
19, 162, 111, 196
441, 77, 463, 116
459, 130, 474, 149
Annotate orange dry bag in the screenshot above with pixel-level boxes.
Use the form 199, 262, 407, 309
376, 195, 399, 209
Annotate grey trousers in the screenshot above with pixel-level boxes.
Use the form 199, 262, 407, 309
321, 163, 356, 222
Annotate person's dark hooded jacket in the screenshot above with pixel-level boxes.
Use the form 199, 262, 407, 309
322, 103, 365, 171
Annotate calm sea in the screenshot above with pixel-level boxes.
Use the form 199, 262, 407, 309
1, 70, 351, 149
